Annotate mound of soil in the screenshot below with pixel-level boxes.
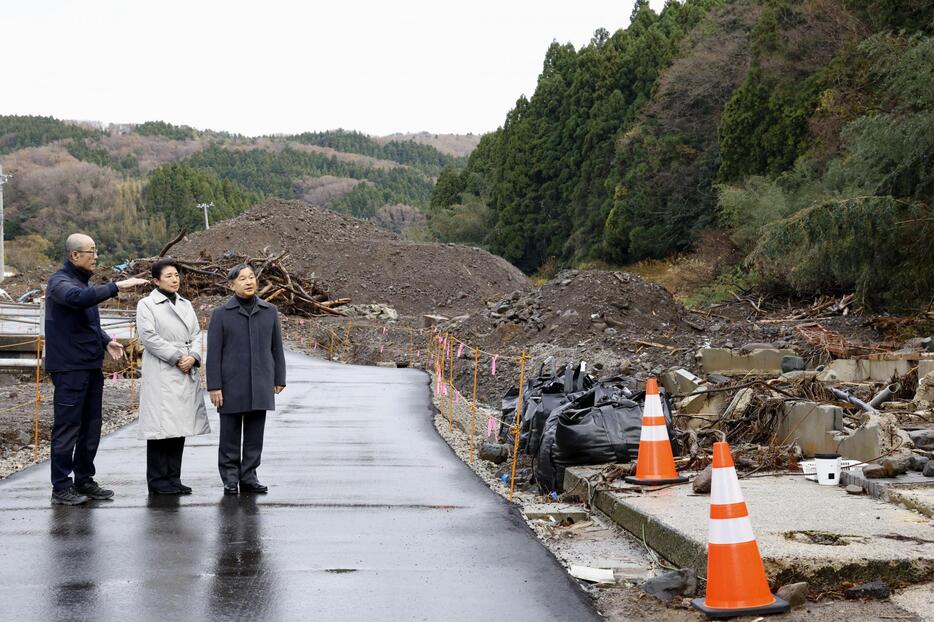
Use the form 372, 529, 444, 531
172, 199, 531, 316
463, 269, 690, 349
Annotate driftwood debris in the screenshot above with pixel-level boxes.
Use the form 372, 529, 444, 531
130, 251, 348, 317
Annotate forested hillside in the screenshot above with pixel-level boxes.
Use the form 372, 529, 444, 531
0, 117, 462, 266
431, 0, 934, 309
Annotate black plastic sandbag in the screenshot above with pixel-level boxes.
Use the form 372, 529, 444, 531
499, 360, 595, 450
534, 381, 681, 494
533, 389, 595, 494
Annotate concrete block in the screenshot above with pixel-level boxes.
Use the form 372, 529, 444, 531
778, 401, 845, 456
677, 390, 727, 430
422, 314, 449, 328
831, 426, 882, 463
724, 388, 755, 419
919, 360, 934, 379
697, 347, 796, 376
660, 368, 702, 396
824, 358, 913, 383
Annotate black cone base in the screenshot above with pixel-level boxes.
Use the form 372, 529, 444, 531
691, 595, 790, 620
623, 475, 688, 486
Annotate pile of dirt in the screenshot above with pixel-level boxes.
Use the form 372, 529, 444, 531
462, 269, 692, 348
172, 199, 531, 316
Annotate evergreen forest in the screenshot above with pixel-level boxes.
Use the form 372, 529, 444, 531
429, 0, 934, 309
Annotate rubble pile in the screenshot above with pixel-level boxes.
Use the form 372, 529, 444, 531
482, 338, 934, 496
124, 251, 349, 317
461, 269, 695, 348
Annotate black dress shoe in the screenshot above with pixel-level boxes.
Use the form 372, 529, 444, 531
240, 482, 268, 494
223, 484, 239, 495
149, 487, 183, 496
173, 483, 193, 495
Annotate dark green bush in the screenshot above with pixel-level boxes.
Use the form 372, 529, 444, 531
749, 196, 934, 310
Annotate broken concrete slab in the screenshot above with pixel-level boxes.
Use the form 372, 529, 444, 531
776, 401, 845, 456
915, 372, 934, 404
697, 347, 796, 376
723, 387, 755, 419
660, 368, 703, 396
841, 468, 934, 518
565, 465, 934, 590
818, 354, 934, 383
421, 314, 449, 328
776, 402, 909, 462
677, 390, 728, 430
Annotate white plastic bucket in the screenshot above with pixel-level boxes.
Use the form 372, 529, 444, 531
814, 453, 841, 486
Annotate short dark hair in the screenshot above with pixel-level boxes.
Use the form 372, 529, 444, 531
227, 263, 254, 282
151, 258, 180, 279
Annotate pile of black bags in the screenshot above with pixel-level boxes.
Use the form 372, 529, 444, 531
497, 359, 679, 494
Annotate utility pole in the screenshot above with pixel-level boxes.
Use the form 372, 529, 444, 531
196, 202, 214, 230
0, 166, 12, 284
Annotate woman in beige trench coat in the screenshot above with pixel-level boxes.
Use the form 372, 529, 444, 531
136, 258, 210, 494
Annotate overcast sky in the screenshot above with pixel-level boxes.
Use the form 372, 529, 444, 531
4, 0, 666, 137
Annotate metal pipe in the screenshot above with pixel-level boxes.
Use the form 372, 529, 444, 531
831, 387, 876, 413
869, 383, 900, 409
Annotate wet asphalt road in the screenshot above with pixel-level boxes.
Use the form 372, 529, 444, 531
0, 351, 599, 621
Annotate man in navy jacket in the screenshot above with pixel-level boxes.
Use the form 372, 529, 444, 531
45, 233, 146, 505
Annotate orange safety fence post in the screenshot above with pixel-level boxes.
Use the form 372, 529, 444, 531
438, 333, 446, 404
447, 335, 455, 432
508, 352, 528, 501
34, 335, 41, 463
469, 347, 480, 464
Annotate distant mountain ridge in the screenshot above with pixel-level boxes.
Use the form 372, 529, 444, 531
374, 132, 481, 158
0, 116, 480, 268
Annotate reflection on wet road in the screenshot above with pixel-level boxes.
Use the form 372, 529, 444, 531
0, 352, 598, 621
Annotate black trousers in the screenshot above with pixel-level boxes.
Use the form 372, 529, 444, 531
218, 411, 266, 486
147, 437, 186, 491
50, 370, 104, 492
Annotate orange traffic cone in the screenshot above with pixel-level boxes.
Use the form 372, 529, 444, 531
692, 441, 790, 619
624, 378, 687, 485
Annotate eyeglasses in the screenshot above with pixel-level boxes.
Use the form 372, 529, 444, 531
75, 250, 99, 256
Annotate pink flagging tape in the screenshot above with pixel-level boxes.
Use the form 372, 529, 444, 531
491, 355, 498, 375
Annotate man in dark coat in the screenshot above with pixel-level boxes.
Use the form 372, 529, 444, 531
45, 233, 148, 505
207, 264, 286, 494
